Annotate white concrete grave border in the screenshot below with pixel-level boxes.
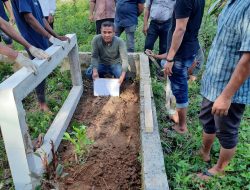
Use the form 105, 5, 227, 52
0, 34, 83, 190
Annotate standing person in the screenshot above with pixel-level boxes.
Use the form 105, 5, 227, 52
163, 0, 205, 134
0, 17, 49, 73
11, 0, 69, 111
197, 0, 250, 180
0, 0, 15, 48
143, 0, 175, 58
85, 21, 128, 85
115, 0, 145, 52
38, 0, 56, 28
89, 0, 116, 34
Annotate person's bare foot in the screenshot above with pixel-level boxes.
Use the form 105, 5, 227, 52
169, 112, 179, 124
197, 148, 210, 162
197, 165, 225, 181
39, 102, 50, 112
172, 124, 188, 134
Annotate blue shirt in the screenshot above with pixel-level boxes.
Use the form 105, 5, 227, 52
201, 0, 250, 105
115, 0, 145, 27
11, 0, 49, 50
0, 0, 8, 21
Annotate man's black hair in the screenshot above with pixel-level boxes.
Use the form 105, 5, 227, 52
101, 21, 115, 30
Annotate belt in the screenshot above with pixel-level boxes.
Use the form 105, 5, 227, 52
152, 19, 169, 24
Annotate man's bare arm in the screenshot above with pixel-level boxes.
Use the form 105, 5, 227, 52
212, 52, 250, 115
138, 3, 144, 16
143, 7, 150, 35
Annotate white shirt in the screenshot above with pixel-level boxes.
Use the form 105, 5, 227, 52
38, 0, 56, 17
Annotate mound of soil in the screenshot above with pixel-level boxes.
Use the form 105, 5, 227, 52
58, 80, 141, 190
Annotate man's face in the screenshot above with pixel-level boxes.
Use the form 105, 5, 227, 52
101, 26, 115, 43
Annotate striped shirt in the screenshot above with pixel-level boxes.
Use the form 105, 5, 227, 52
201, 0, 250, 105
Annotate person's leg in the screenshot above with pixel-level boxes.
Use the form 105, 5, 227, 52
198, 98, 217, 161
85, 64, 108, 79
125, 25, 136, 52
169, 58, 194, 133
115, 25, 124, 37
158, 19, 171, 55
198, 103, 245, 179
144, 21, 159, 51
35, 80, 48, 111
110, 63, 122, 78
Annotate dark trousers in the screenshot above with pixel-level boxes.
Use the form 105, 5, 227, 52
96, 18, 114, 34
27, 51, 46, 103
144, 19, 171, 55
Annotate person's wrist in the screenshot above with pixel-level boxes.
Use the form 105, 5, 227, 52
166, 57, 174, 62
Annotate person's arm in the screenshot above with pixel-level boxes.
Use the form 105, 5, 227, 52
212, 53, 250, 116
138, 3, 144, 16
0, 17, 30, 49
91, 37, 100, 79
89, 0, 95, 22
0, 43, 37, 73
118, 40, 128, 84
164, 17, 189, 76
143, 6, 150, 36
0, 17, 49, 59
4, 0, 15, 25
23, 13, 51, 38
43, 18, 69, 41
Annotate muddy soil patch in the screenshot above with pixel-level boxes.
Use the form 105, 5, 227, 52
58, 80, 141, 190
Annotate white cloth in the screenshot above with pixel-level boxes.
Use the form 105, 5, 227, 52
38, 0, 56, 17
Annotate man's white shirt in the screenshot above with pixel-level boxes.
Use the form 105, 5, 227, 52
38, 0, 56, 17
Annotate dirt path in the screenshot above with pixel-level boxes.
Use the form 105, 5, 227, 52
58, 81, 141, 190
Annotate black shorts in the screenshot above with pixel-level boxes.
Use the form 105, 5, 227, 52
199, 98, 245, 149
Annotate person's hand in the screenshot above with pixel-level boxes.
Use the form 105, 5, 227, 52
15, 53, 38, 74
57, 35, 70, 43
118, 71, 126, 84
89, 14, 94, 22
29, 46, 50, 60
143, 25, 148, 36
164, 61, 174, 77
49, 36, 69, 48
48, 14, 54, 24
92, 68, 99, 80
212, 94, 231, 116
9, 15, 15, 25
145, 49, 154, 57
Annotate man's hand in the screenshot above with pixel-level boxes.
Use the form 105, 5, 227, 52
15, 53, 38, 74
89, 14, 94, 22
143, 25, 148, 36
118, 71, 126, 84
92, 68, 99, 80
49, 36, 69, 48
47, 14, 54, 24
212, 94, 231, 116
29, 46, 50, 60
145, 49, 154, 57
164, 61, 174, 76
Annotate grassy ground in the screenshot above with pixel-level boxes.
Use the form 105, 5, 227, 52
0, 0, 249, 189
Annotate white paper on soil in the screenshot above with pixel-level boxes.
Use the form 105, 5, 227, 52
94, 78, 120, 96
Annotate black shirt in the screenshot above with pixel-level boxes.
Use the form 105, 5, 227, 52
169, 0, 205, 59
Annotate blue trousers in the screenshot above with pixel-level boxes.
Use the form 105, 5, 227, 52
85, 63, 122, 79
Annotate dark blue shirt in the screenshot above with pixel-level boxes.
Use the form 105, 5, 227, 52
169, 0, 205, 59
11, 0, 49, 50
115, 0, 145, 27
0, 0, 9, 21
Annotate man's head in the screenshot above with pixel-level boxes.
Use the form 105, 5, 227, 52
101, 21, 115, 43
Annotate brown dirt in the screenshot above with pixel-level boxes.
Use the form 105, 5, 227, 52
58, 80, 141, 190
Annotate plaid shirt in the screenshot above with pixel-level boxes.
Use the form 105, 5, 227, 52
201, 0, 250, 105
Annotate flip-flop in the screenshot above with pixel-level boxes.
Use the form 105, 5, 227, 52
202, 169, 214, 177
196, 169, 214, 181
